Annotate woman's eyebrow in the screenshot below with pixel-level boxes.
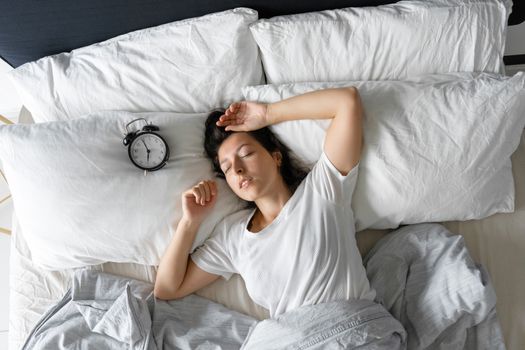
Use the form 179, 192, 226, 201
220, 143, 249, 166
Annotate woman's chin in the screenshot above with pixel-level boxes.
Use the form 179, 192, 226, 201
239, 193, 256, 202
238, 190, 258, 202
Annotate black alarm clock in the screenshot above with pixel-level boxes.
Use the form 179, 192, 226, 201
123, 118, 170, 173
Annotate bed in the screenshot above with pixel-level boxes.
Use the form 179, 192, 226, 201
1, 0, 525, 349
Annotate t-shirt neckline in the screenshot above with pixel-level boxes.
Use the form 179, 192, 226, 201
244, 181, 304, 237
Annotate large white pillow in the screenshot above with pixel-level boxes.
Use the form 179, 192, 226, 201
249, 0, 512, 84
7, 8, 263, 123
242, 72, 525, 231
0, 111, 246, 270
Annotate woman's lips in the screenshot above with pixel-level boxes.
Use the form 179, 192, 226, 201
239, 178, 252, 189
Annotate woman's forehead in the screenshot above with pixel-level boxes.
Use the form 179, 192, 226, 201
218, 133, 256, 159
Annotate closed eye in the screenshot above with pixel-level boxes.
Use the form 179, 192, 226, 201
222, 152, 253, 174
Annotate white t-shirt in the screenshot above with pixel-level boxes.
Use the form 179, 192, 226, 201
191, 150, 376, 317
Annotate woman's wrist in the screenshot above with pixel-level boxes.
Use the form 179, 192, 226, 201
265, 103, 279, 126
178, 217, 201, 232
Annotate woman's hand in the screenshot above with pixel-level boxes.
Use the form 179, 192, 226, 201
181, 180, 217, 225
216, 101, 270, 132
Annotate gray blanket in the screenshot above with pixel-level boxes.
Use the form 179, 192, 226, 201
21, 223, 504, 350
240, 299, 406, 349
364, 223, 506, 350
21, 268, 405, 350
21, 269, 256, 350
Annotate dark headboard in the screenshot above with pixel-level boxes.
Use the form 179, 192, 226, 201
0, 0, 523, 68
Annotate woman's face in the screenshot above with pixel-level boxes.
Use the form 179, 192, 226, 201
217, 132, 282, 202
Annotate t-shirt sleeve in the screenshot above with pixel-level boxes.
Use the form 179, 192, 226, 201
190, 219, 237, 280
306, 150, 360, 204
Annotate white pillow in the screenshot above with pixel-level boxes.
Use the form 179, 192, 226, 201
249, 0, 512, 84
0, 111, 246, 270
242, 72, 525, 231
7, 8, 263, 123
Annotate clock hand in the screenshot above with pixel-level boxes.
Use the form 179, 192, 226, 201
141, 139, 151, 163
141, 139, 150, 151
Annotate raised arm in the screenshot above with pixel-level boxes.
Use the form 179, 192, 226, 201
154, 180, 220, 300
218, 87, 363, 175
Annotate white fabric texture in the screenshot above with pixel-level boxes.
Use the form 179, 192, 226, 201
249, 0, 511, 84
8, 211, 270, 350
439, 130, 525, 350
9, 122, 525, 350
0, 111, 248, 269
8, 106, 269, 350
192, 151, 376, 318
243, 72, 525, 230
364, 223, 504, 350
7, 8, 263, 123
12, 96, 525, 350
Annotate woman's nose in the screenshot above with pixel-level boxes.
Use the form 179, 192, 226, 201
232, 158, 243, 174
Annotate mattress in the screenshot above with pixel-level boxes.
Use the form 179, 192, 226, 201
8, 105, 525, 350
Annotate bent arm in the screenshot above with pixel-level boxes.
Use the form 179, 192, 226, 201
267, 87, 363, 175
154, 219, 219, 300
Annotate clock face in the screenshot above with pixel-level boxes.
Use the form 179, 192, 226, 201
129, 133, 168, 170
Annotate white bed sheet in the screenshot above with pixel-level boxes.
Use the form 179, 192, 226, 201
8, 106, 525, 350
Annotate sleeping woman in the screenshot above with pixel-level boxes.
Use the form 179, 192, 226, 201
154, 87, 376, 318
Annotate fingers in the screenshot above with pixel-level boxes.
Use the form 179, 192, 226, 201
228, 102, 241, 114
188, 180, 217, 206
222, 103, 240, 118
216, 117, 242, 131
216, 115, 237, 125
202, 182, 211, 202
194, 183, 206, 205
225, 125, 239, 132
216, 102, 243, 127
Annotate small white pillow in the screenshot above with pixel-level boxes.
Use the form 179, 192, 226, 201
8, 8, 263, 123
0, 111, 246, 270
242, 72, 525, 231
249, 0, 512, 84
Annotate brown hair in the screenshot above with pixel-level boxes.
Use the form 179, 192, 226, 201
203, 109, 309, 205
